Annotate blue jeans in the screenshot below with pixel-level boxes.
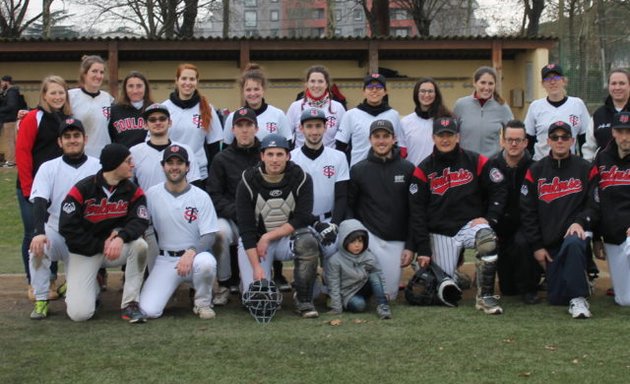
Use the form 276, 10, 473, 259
546, 235, 589, 305
17, 188, 57, 283
346, 272, 388, 312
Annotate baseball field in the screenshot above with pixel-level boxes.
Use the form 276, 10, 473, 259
1, 167, 628, 384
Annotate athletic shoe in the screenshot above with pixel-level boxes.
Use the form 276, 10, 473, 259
475, 295, 503, 315
193, 305, 216, 319
48, 280, 60, 301
30, 300, 49, 320
296, 308, 319, 319
376, 304, 392, 320
56, 281, 67, 298
121, 302, 146, 324
274, 275, 291, 292
212, 286, 230, 306
606, 288, 615, 297
229, 285, 240, 295
568, 297, 591, 319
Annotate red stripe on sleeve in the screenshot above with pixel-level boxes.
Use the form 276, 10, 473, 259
130, 186, 145, 203
413, 167, 427, 183
67, 186, 84, 205
588, 165, 599, 181
525, 169, 534, 183
476, 155, 489, 176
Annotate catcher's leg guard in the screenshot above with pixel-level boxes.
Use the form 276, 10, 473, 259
291, 228, 320, 310
474, 228, 502, 315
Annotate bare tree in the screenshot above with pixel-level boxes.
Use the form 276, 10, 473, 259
0, 0, 50, 37
394, 0, 466, 37
355, 0, 389, 36
522, 0, 545, 36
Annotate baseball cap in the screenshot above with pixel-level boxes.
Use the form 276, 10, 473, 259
300, 108, 327, 124
364, 73, 386, 88
260, 133, 290, 151
1, 75, 12, 82
547, 121, 572, 136
433, 117, 459, 135
162, 145, 189, 163
58, 118, 85, 137
142, 103, 170, 120
369, 119, 394, 135
612, 112, 630, 130
233, 107, 257, 125
541, 64, 564, 80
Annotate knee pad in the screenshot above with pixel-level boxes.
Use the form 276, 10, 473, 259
291, 228, 320, 263
475, 228, 497, 262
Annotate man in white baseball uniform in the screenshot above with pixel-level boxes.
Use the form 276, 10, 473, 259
139, 145, 219, 319
28, 118, 101, 319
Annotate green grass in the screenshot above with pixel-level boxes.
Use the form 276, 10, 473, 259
2, 168, 629, 384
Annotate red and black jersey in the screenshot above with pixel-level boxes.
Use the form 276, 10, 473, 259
108, 103, 148, 148
520, 153, 594, 251
409, 145, 507, 257
59, 171, 149, 256
590, 141, 630, 245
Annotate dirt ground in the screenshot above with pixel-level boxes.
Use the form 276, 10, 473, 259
0, 261, 612, 315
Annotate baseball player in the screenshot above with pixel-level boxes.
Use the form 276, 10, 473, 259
28, 118, 101, 319
409, 117, 507, 315
207, 107, 261, 304
521, 121, 595, 319
582, 69, 630, 161
589, 112, 630, 306
487, 120, 541, 304
524, 64, 590, 160
236, 134, 320, 318
347, 119, 415, 300
59, 143, 149, 323
335, 74, 406, 166
139, 145, 219, 319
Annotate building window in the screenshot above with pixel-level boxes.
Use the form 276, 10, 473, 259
271, 10, 279, 22
244, 0, 256, 7
245, 10, 257, 28
391, 9, 408, 20
312, 8, 324, 19
392, 27, 410, 37
335, 9, 341, 21
353, 9, 362, 21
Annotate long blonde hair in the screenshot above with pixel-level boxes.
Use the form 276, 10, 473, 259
39, 75, 72, 115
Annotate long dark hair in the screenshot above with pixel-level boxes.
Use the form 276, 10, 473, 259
119, 71, 153, 107
412, 77, 451, 118
473, 66, 505, 105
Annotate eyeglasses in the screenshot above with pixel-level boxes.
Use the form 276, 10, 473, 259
504, 138, 525, 145
549, 135, 571, 142
543, 75, 563, 82
147, 116, 168, 123
419, 89, 435, 95
365, 84, 384, 90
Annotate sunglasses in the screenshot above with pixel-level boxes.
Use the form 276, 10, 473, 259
543, 75, 563, 82
549, 135, 571, 142
365, 84, 384, 90
147, 116, 168, 123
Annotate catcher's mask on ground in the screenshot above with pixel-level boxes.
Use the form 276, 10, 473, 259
242, 279, 283, 323
405, 263, 462, 307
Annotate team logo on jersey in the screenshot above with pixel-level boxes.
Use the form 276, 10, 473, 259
409, 183, 418, 195
193, 114, 202, 129
184, 206, 199, 223
428, 168, 473, 196
322, 165, 336, 178
84, 198, 129, 222
326, 116, 336, 129
266, 122, 278, 134
102, 107, 110, 119
520, 184, 528, 196
598, 165, 630, 190
568, 114, 580, 127
621, 114, 630, 124
394, 175, 405, 183
137, 205, 149, 220
269, 189, 282, 197
489, 168, 504, 183
62, 202, 76, 214
537, 177, 583, 203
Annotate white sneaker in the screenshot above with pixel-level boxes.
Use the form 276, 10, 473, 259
212, 286, 230, 306
193, 305, 216, 319
568, 297, 591, 319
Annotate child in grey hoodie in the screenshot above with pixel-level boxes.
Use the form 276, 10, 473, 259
326, 219, 392, 319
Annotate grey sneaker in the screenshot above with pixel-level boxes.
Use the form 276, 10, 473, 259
568, 297, 591, 319
376, 304, 392, 320
475, 295, 503, 315
212, 286, 230, 306
297, 308, 319, 318
121, 302, 146, 324
193, 305, 216, 320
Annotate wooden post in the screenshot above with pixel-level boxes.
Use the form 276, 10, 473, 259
492, 40, 503, 94
368, 40, 379, 74
108, 41, 119, 98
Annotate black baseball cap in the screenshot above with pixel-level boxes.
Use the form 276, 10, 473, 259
541, 64, 564, 80
369, 119, 394, 135
260, 133, 290, 151
58, 118, 85, 137
612, 112, 630, 130
142, 103, 170, 120
433, 118, 459, 135
548, 121, 572, 136
1, 75, 12, 82
300, 108, 327, 124
162, 145, 189, 163
233, 107, 257, 125
364, 73, 386, 88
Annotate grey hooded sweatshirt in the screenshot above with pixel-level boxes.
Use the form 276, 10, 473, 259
325, 219, 386, 313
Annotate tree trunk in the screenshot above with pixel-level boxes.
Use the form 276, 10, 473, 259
179, 0, 198, 37
373, 0, 390, 36
525, 0, 545, 37
42, 0, 54, 38
222, 0, 229, 38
